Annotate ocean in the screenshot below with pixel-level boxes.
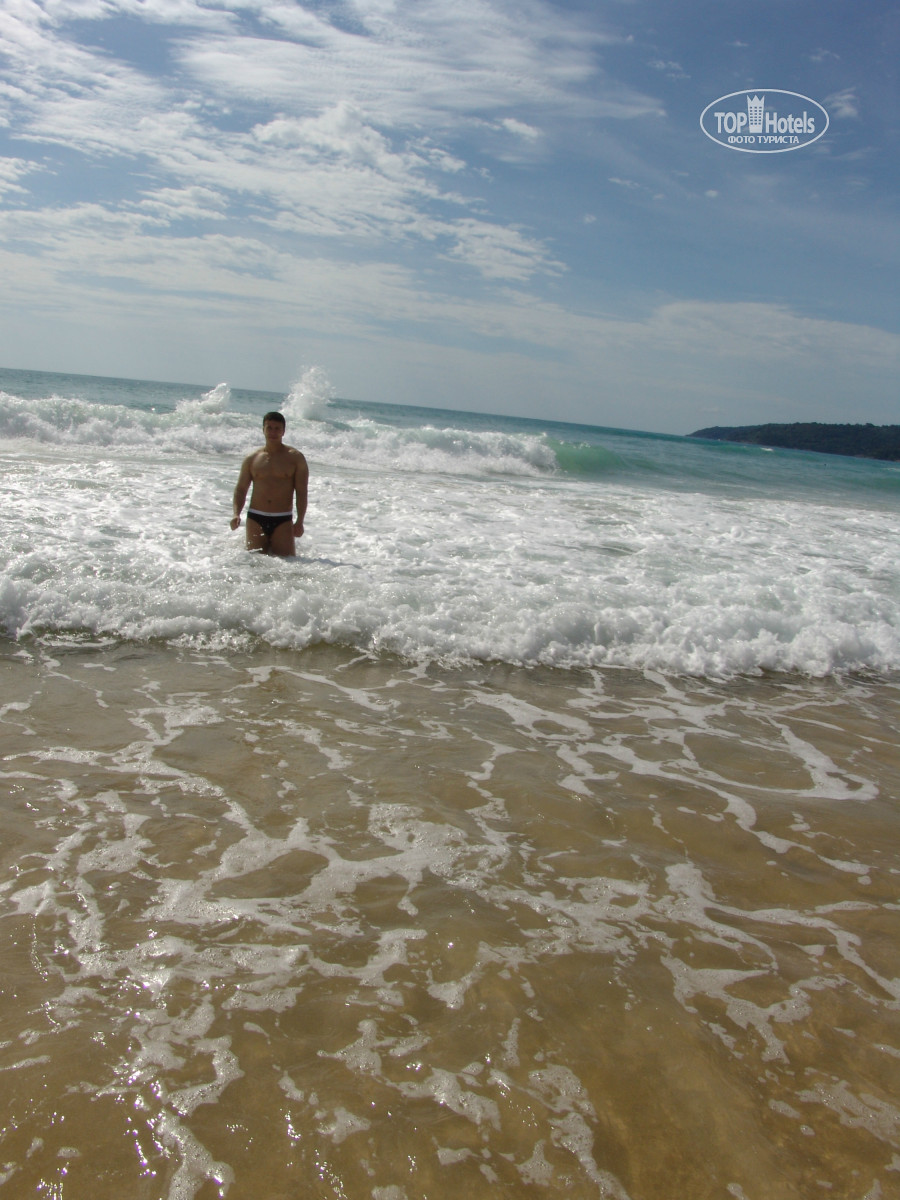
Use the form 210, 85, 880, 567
1, 365, 898, 1199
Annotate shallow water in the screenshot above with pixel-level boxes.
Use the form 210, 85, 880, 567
2, 637, 898, 1198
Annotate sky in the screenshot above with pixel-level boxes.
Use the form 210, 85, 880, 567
0, 0, 898, 434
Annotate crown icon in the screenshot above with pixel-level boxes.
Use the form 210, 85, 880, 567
747, 95, 765, 133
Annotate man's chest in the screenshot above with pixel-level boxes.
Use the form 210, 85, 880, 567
252, 452, 294, 481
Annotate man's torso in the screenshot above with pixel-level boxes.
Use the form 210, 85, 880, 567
248, 445, 303, 513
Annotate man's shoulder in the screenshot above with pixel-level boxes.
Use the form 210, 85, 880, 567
283, 444, 308, 462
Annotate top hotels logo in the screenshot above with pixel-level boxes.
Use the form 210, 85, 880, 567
700, 89, 829, 153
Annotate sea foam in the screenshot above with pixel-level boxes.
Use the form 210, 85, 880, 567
2, 374, 899, 677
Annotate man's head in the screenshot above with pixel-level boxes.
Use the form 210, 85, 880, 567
262, 411, 286, 430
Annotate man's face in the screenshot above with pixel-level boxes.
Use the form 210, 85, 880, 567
263, 419, 285, 442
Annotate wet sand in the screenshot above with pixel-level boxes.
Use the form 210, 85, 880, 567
1, 637, 899, 1198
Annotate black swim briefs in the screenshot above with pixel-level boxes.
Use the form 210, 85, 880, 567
247, 510, 293, 538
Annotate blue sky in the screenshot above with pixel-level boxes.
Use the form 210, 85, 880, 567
0, 0, 897, 433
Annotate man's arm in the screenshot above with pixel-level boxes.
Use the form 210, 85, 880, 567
293, 452, 309, 536
231, 456, 254, 530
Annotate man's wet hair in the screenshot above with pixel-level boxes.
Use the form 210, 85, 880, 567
262, 411, 286, 427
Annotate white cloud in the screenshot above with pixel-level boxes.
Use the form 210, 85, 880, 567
809, 47, 840, 64
442, 218, 564, 281
635, 302, 900, 368
500, 118, 541, 141
0, 155, 37, 195
2, 0, 632, 284
172, 2, 628, 132
133, 185, 229, 223
41, 0, 236, 30
5, 186, 893, 378
252, 104, 413, 177
825, 88, 860, 119
648, 58, 688, 80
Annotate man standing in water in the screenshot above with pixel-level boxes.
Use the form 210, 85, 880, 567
231, 412, 308, 556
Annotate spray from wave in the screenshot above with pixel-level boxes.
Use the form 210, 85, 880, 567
176, 382, 231, 414
283, 367, 335, 423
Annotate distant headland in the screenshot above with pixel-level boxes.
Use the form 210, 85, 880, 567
689, 422, 900, 462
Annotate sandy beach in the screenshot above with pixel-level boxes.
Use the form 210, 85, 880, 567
2, 637, 898, 1198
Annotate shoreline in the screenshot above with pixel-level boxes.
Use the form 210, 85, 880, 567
5, 630, 900, 688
